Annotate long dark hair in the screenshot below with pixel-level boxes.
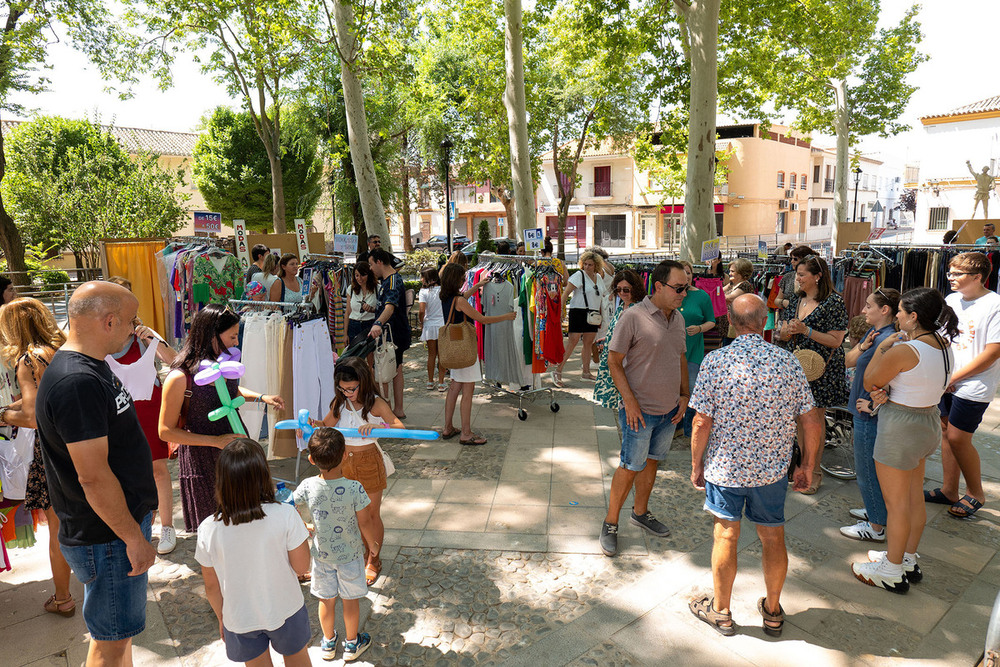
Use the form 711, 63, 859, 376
352, 261, 376, 294
331, 356, 378, 421
420, 267, 440, 287
213, 438, 276, 526
900, 287, 960, 341
613, 269, 646, 302
439, 263, 466, 300
172, 303, 240, 371
797, 255, 836, 301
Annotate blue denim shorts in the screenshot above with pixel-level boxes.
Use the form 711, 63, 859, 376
60, 512, 152, 641
939, 393, 990, 434
618, 407, 679, 471
704, 479, 787, 526
223, 604, 311, 662
311, 556, 368, 601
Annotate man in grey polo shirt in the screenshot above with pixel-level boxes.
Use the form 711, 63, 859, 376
600, 260, 689, 556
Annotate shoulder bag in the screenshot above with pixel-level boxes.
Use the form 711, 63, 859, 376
166, 369, 193, 459
438, 297, 477, 370
373, 325, 398, 384
582, 275, 603, 327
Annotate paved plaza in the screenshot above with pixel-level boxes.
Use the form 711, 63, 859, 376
2, 347, 999, 666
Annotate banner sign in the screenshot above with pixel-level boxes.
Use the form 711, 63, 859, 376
294, 218, 308, 258
757, 240, 768, 260
866, 227, 886, 241
333, 234, 358, 254
193, 211, 222, 233
523, 228, 544, 251
233, 219, 249, 270
701, 238, 720, 262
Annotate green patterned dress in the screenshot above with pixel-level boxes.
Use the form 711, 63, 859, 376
592, 301, 632, 410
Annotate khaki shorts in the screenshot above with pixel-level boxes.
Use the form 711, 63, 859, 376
342, 445, 387, 493
874, 402, 940, 471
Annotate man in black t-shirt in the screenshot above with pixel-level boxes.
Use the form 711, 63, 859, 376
35, 281, 157, 664
368, 248, 411, 418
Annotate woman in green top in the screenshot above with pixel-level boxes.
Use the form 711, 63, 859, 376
679, 260, 716, 437
592, 270, 645, 410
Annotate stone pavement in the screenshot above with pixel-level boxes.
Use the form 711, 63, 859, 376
3, 345, 1000, 666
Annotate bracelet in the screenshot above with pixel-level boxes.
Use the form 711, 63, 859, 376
807, 326, 813, 338
256, 395, 265, 404
0, 405, 9, 425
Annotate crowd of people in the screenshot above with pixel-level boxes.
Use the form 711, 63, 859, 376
4, 239, 998, 664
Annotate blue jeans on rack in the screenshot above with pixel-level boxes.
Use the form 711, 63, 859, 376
682, 361, 700, 437
853, 415, 887, 527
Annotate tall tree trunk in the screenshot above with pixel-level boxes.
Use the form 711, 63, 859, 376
503, 0, 535, 238
0, 121, 27, 285
334, 0, 393, 252
832, 77, 849, 253
499, 192, 515, 238
677, 0, 719, 263
401, 132, 413, 252
266, 149, 287, 234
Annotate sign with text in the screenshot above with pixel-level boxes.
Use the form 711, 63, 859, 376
449, 201, 456, 222
523, 228, 544, 252
757, 240, 768, 260
497, 216, 506, 235
193, 211, 222, 233
294, 218, 309, 258
701, 238, 720, 262
233, 219, 249, 270
866, 227, 886, 241
334, 234, 358, 254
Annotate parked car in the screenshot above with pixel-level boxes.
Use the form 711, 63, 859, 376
461, 238, 515, 257
414, 234, 471, 252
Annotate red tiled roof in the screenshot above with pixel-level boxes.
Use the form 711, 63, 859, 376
1, 119, 198, 156
920, 95, 1000, 121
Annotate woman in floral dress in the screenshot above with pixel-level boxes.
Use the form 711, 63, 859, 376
593, 270, 646, 410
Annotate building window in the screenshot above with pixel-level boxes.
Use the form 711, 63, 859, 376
558, 171, 573, 194
593, 214, 626, 247
489, 191, 498, 203
810, 209, 820, 227
777, 171, 785, 188
789, 173, 797, 189
813, 165, 821, 183
821, 209, 829, 226
929, 207, 949, 231
801, 174, 807, 190
593, 166, 611, 197
776, 211, 786, 234
662, 213, 682, 246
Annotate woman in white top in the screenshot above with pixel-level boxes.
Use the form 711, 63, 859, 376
260, 252, 279, 293
346, 261, 378, 341
555, 250, 606, 385
315, 356, 403, 586
853, 287, 958, 594
269, 254, 320, 304
418, 267, 446, 391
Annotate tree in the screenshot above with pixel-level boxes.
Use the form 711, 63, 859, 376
135, 0, 317, 233
0, 0, 154, 283
475, 219, 495, 253
503, 0, 535, 237
3, 116, 187, 269
192, 106, 322, 232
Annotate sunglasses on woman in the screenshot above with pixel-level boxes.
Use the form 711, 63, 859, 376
614, 287, 631, 294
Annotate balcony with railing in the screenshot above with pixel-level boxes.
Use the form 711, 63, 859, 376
590, 181, 613, 197
824, 178, 835, 193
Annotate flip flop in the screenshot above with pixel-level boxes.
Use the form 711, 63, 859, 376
689, 595, 735, 636
460, 434, 488, 446
949, 495, 984, 519
924, 487, 959, 505
440, 428, 460, 440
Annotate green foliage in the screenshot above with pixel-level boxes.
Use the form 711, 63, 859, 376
475, 219, 495, 253
0, 242, 69, 286
193, 106, 323, 232
400, 248, 443, 276
2, 116, 188, 269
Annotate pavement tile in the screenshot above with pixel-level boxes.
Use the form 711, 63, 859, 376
916, 523, 996, 574
418, 531, 547, 552
385, 478, 447, 502
499, 459, 552, 482
381, 500, 436, 530
426, 503, 491, 532
438, 479, 498, 505
409, 441, 462, 460
494, 481, 550, 506
488, 504, 548, 534
505, 444, 554, 463
550, 481, 605, 507
548, 505, 606, 536
551, 458, 604, 483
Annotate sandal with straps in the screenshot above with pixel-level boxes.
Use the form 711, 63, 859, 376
757, 596, 785, 637
689, 595, 735, 636
365, 558, 382, 586
43, 594, 76, 617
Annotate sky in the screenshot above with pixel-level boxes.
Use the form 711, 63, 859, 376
7, 0, 999, 163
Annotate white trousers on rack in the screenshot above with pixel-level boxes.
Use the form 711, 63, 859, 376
292, 319, 337, 450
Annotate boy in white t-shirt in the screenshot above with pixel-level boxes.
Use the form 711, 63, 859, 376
293, 428, 377, 662
932, 253, 1000, 519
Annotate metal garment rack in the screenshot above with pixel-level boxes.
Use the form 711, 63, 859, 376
473, 254, 560, 420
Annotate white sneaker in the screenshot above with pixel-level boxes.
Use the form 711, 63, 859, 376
852, 554, 909, 593
867, 550, 921, 583
849, 508, 868, 521
157, 526, 177, 554
839, 520, 885, 542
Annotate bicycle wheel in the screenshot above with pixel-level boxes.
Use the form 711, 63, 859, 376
820, 407, 856, 480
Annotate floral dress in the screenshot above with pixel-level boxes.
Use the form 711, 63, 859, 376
787, 291, 849, 408
593, 301, 631, 410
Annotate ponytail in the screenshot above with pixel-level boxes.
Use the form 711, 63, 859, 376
900, 287, 959, 341
936, 303, 960, 342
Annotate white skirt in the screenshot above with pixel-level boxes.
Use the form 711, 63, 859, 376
420, 323, 442, 341
450, 360, 481, 383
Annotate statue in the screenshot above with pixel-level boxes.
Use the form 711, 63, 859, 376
967, 160, 997, 218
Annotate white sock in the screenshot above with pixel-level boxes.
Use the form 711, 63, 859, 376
881, 559, 904, 576
904, 551, 917, 562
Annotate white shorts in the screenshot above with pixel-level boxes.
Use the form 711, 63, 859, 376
450, 360, 481, 383
420, 324, 441, 342
310, 556, 368, 601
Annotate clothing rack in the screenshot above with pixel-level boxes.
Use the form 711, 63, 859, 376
227, 299, 314, 313
302, 253, 345, 262
166, 235, 235, 251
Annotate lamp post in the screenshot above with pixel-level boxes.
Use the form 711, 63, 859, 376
852, 166, 863, 223
441, 138, 454, 255
326, 173, 336, 235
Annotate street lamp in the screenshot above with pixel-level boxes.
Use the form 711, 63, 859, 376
440, 138, 454, 255
852, 166, 863, 223
327, 173, 336, 234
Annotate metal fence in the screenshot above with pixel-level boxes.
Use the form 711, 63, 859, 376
7, 269, 101, 321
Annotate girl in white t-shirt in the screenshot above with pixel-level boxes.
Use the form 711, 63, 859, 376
418, 267, 447, 391
195, 439, 312, 666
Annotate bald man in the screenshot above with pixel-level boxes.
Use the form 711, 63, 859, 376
688, 294, 822, 636
35, 281, 157, 666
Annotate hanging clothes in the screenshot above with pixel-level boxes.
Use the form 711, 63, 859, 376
482, 280, 523, 385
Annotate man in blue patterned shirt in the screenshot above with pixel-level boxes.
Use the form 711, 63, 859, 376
687, 294, 822, 637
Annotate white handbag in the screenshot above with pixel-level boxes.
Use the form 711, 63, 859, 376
377, 443, 395, 476
0, 428, 35, 501
373, 326, 398, 384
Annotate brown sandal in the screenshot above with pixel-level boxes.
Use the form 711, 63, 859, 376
801, 470, 823, 495
689, 595, 735, 636
757, 596, 785, 637
43, 594, 76, 617
365, 558, 382, 586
